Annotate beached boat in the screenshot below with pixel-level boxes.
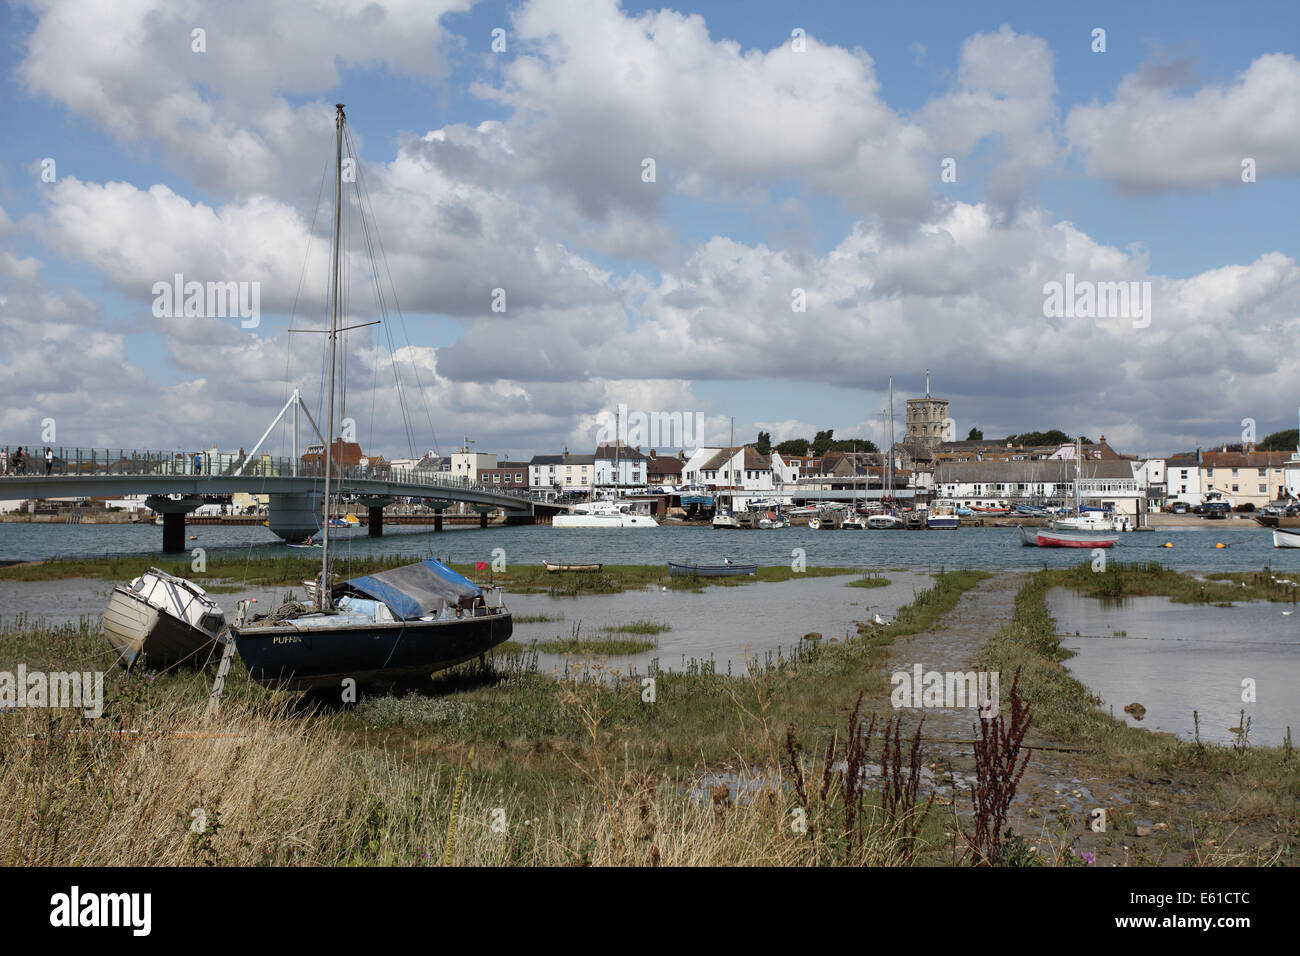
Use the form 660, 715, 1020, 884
227, 105, 512, 690
1274, 528, 1300, 548
542, 559, 603, 572
667, 561, 758, 577
102, 568, 226, 668
927, 511, 959, 530
1019, 525, 1117, 548
231, 559, 512, 689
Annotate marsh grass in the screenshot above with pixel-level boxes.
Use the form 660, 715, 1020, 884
847, 570, 890, 589
976, 566, 1300, 864
0, 569, 994, 866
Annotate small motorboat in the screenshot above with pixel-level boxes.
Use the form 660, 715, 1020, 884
757, 511, 789, 529
1274, 528, 1300, 549
102, 568, 227, 668
542, 559, 604, 572
667, 561, 758, 577
841, 513, 865, 530
867, 514, 904, 530
712, 509, 742, 529
927, 512, 959, 530
807, 517, 821, 530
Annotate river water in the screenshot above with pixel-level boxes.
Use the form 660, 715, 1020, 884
0, 521, 1291, 572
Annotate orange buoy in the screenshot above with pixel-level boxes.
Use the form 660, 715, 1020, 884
1215, 542, 1226, 549
1163, 542, 1173, 548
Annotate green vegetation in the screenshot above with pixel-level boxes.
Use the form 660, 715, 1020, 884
606, 619, 671, 635
847, 570, 890, 589
774, 429, 878, 458
0, 568, 991, 866
976, 566, 1300, 864
1260, 428, 1299, 452
1044, 560, 1297, 605
532, 636, 658, 655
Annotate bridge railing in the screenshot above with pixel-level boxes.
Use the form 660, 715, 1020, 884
0, 446, 541, 502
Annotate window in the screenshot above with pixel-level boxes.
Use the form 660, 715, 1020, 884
1258, 468, 1267, 477
1232, 468, 1239, 477
1232, 484, 1239, 492
1259, 484, 1267, 494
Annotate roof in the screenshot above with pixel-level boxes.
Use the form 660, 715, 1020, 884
529, 455, 564, 465
935, 460, 1138, 483
594, 442, 647, 461
647, 456, 683, 475
1203, 450, 1293, 468
699, 446, 772, 472
563, 453, 596, 466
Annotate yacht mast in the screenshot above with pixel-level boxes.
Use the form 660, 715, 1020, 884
887, 376, 894, 505
319, 103, 346, 611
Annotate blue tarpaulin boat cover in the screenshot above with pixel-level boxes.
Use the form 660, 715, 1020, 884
346, 560, 482, 620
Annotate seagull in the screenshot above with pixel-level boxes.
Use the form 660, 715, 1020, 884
723, 557, 734, 565
1284, 610, 1294, 616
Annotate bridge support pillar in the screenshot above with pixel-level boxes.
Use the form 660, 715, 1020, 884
356, 496, 395, 538
435, 509, 444, 532
479, 512, 488, 529
145, 495, 204, 553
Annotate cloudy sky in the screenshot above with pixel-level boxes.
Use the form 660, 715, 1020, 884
1, 0, 1297, 462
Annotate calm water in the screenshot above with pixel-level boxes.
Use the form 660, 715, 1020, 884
0, 521, 1292, 572
0, 571, 932, 678
1048, 588, 1300, 745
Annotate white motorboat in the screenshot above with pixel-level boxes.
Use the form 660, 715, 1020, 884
554, 499, 659, 528
102, 568, 227, 668
1052, 510, 1132, 533
867, 514, 904, 530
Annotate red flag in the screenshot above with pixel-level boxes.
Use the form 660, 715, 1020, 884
476, 561, 488, 571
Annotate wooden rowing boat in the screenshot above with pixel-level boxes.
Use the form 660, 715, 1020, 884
667, 561, 757, 577
542, 559, 604, 572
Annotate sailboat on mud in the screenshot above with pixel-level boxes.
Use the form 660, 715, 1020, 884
227, 105, 512, 690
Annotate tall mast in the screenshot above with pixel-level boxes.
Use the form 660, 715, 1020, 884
887, 376, 894, 503
614, 405, 620, 497
319, 103, 345, 610
729, 417, 735, 510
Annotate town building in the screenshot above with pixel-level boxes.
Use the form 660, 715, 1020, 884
1200, 449, 1293, 509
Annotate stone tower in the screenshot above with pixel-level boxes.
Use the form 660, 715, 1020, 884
905, 369, 949, 456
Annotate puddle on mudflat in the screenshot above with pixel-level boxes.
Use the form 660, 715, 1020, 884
1048, 588, 1300, 746
508, 572, 933, 677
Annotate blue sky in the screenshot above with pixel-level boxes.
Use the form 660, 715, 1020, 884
0, 0, 1296, 460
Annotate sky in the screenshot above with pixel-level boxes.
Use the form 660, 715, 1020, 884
0, 0, 1297, 462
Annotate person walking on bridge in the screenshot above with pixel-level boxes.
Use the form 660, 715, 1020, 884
45, 447, 53, 475
13, 447, 24, 475
1, 446, 8, 476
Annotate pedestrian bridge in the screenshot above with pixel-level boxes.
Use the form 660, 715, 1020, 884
1, 447, 564, 550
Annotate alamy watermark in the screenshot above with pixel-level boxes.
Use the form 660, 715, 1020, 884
595, 403, 705, 449
152, 273, 261, 328
891, 664, 999, 717
1043, 273, 1151, 329
0, 666, 104, 718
